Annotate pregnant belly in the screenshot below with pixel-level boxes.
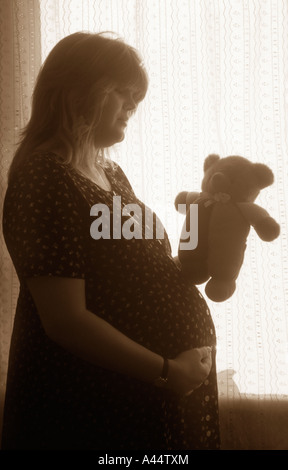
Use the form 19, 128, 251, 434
89, 275, 216, 358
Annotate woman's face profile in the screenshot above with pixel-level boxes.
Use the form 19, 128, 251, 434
93, 86, 138, 148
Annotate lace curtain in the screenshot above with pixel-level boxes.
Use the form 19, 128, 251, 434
1, 0, 288, 450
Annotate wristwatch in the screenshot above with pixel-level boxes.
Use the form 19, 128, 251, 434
154, 357, 169, 388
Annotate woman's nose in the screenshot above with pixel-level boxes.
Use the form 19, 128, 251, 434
124, 91, 136, 112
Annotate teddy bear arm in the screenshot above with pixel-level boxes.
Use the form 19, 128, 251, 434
237, 202, 268, 222
237, 202, 280, 241
186, 191, 201, 204
175, 191, 201, 214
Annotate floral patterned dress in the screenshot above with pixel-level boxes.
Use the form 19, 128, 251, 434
2, 153, 220, 450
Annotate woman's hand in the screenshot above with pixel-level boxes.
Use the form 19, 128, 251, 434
167, 347, 212, 395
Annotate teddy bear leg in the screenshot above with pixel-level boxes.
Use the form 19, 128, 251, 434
180, 260, 210, 285
205, 278, 236, 302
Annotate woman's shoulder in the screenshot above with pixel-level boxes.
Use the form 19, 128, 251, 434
23, 152, 68, 175
9, 152, 71, 188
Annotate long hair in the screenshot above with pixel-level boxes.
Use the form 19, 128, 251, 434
8, 32, 148, 181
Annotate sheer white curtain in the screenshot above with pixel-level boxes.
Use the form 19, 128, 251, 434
1, 0, 288, 449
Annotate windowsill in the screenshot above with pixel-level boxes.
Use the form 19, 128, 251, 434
218, 394, 288, 450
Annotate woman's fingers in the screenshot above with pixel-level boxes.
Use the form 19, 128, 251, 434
168, 345, 213, 395
197, 346, 212, 360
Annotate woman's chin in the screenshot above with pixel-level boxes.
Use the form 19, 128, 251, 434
94, 131, 125, 148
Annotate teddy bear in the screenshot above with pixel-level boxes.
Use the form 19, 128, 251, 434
175, 154, 280, 302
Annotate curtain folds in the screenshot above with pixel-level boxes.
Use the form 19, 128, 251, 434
1, 0, 288, 450
0, 0, 41, 445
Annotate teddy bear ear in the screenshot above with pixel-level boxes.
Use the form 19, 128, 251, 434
210, 172, 230, 192
253, 163, 274, 189
204, 154, 220, 171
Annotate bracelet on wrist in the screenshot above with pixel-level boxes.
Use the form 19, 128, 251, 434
154, 357, 169, 388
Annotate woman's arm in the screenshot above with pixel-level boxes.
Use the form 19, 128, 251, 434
26, 276, 212, 394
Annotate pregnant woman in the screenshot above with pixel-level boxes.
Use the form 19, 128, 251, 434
2, 32, 220, 450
